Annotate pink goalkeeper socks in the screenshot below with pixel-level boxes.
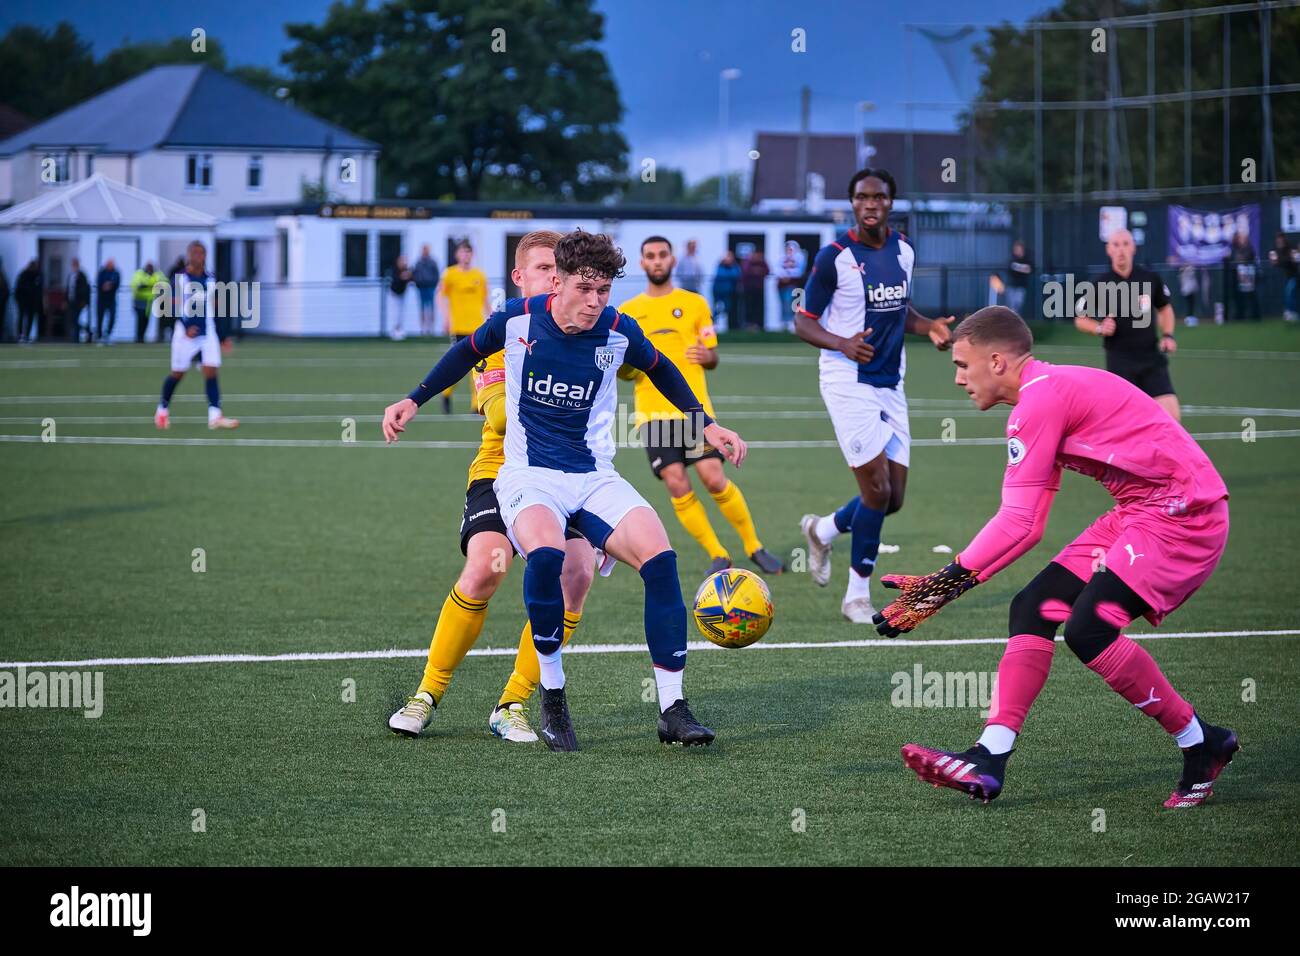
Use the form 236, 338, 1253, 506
1085, 635, 1195, 734
984, 634, 1056, 735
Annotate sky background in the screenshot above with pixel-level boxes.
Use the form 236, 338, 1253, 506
2, 0, 1052, 182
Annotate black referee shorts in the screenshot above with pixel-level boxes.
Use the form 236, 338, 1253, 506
1105, 352, 1175, 399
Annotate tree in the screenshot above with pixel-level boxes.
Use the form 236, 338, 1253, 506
97, 37, 230, 89
279, 0, 628, 200
0, 23, 98, 120
962, 0, 1300, 195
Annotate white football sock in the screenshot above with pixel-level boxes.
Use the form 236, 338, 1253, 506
814, 514, 840, 546
207, 405, 222, 422
977, 724, 1017, 755
537, 647, 565, 690
844, 568, 872, 600
1174, 715, 1204, 748
655, 668, 684, 712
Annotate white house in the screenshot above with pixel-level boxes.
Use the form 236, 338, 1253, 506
0, 65, 379, 220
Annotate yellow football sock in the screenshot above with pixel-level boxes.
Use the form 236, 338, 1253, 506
497, 611, 582, 707
418, 585, 490, 704
671, 491, 728, 560
710, 481, 763, 555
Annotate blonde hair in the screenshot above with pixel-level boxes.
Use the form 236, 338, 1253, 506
514, 230, 563, 269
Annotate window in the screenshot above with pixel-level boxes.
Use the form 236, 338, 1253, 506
248, 155, 263, 191
378, 233, 403, 277
343, 232, 369, 278
278, 229, 289, 281
186, 153, 213, 189
41, 153, 71, 185
86, 154, 94, 177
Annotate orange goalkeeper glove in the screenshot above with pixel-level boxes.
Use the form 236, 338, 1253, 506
872, 561, 979, 637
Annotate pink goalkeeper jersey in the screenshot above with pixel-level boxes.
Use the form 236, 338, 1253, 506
959, 358, 1229, 581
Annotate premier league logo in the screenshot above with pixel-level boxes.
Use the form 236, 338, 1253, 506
594, 346, 616, 371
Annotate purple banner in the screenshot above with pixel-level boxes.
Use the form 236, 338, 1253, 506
1168, 204, 1260, 266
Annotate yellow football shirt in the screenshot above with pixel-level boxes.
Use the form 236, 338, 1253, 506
442, 267, 489, 336
466, 350, 506, 486
619, 288, 718, 427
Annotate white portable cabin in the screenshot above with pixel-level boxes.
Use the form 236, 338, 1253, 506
0, 174, 217, 341
223, 199, 848, 336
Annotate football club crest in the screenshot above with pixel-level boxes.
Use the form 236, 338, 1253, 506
594, 346, 616, 371
672, 308, 683, 318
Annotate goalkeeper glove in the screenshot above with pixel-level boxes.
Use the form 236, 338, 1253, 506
872, 561, 978, 637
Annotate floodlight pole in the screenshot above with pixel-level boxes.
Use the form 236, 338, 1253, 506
719, 69, 741, 208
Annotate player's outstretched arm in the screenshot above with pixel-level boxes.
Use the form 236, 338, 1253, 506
384, 317, 506, 443
905, 305, 955, 350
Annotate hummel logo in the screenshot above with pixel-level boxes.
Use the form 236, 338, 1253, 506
517, 336, 537, 355
1124, 544, 1144, 565
1135, 687, 1162, 710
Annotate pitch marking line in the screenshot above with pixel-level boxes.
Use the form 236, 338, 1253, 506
4, 629, 1297, 670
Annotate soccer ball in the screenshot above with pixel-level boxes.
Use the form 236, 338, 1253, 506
692, 567, 774, 648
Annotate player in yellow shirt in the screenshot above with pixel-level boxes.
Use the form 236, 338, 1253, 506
435, 241, 490, 414
388, 230, 596, 742
620, 236, 786, 576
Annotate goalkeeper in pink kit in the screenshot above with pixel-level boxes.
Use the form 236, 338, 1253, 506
877, 306, 1237, 808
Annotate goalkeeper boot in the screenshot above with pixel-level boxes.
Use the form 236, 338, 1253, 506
901, 742, 1008, 804
488, 701, 539, 743
657, 699, 715, 746
750, 547, 787, 574
799, 514, 832, 587
538, 685, 578, 752
388, 691, 435, 738
1164, 717, 1239, 809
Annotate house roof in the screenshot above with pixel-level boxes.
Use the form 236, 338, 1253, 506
0, 173, 217, 227
0, 65, 377, 157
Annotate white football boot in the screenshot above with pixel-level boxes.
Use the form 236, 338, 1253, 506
388, 692, 435, 737
841, 597, 878, 625
488, 702, 539, 743
800, 514, 833, 587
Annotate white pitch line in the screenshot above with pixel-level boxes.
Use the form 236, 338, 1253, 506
3, 628, 1297, 670
4, 429, 1299, 449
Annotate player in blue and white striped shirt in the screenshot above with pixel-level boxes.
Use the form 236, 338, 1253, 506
382, 231, 747, 751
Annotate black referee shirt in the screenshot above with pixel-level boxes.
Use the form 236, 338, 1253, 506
1093, 266, 1171, 355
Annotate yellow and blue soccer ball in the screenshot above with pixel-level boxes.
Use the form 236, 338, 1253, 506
692, 567, 774, 648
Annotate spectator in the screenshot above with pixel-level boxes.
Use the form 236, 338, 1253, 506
1178, 261, 1200, 326
17, 259, 43, 343
1268, 231, 1298, 322
388, 254, 413, 341
95, 258, 121, 344
775, 240, 808, 327
739, 249, 770, 331
412, 244, 441, 336
131, 262, 159, 343
0, 260, 9, 342
712, 250, 740, 329
677, 239, 703, 293
1225, 231, 1261, 322
159, 256, 186, 342
65, 258, 90, 342
1006, 239, 1033, 317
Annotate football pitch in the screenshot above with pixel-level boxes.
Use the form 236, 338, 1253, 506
2, 323, 1298, 867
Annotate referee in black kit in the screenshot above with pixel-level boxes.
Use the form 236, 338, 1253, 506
1074, 228, 1181, 422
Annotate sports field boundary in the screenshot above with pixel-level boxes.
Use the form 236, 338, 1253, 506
4, 628, 1297, 670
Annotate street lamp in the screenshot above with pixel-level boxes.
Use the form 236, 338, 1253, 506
719, 68, 741, 207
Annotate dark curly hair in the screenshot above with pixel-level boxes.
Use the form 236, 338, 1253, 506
554, 230, 626, 281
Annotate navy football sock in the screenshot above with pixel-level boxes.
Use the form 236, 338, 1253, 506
524, 547, 566, 657
204, 376, 221, 411
640, 550, 687, 671
850, 501, 887, 578
159, 376, 179, 409
833, 495, 861, 534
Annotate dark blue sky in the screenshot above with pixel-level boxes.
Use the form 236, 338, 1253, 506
4, 0, 1051, 181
